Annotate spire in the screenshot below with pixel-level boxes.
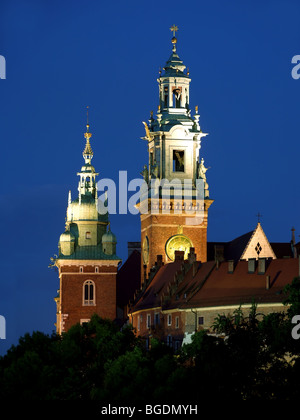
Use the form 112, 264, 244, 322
77, 107, 99, 201
170, 24, 178, 52
83, 106, 93, 164
162, 25, 187, 77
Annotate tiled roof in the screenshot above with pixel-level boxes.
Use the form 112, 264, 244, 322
183, 258, 299, 308
132, 260, 183, 312
131, 256, 299, 313
58, 245, 120, 261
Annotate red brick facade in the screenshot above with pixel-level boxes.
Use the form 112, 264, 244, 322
140, 198, 213, 283
129, 308, 186, 350
55, 262, 119, 333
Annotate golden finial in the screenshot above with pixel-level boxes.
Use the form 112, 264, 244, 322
84, 106, 92, 140
170, 24, 178, 50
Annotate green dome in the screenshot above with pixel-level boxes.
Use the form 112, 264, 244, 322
102, 229, 117, 243
59, 230, 75, 243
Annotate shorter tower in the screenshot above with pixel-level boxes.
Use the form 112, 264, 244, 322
52, 118, 121, 334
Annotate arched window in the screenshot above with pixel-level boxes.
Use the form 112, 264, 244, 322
173, 88, 181, 108
83, 280, 95, 306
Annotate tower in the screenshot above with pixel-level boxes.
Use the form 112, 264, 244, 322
52, 114, 121, 334
138, 26, 213, 281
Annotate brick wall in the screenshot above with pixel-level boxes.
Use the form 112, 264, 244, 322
141, 212, 208, 281
59, 264, 118, 332
130, 308, 185, 349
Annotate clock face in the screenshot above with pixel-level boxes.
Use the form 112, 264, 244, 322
165, 234, 193, 261
142, 236, 149, 264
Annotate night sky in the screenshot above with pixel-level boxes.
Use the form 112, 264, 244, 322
1, 0, 300, 355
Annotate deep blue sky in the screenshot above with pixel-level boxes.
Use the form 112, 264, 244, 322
1, 0, 300, 354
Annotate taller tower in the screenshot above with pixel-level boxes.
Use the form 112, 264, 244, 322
52, 116, 121, 334
138, 26, 213, 281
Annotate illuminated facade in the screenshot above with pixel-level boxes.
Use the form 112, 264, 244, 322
138, 27, 213, 284
52, 121, 121, 334
127, 27, 300, 350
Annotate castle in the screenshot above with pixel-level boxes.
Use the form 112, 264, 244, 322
52, 27, 300, 347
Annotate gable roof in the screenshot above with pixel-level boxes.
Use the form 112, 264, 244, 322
208, 224, 293, 262
240, 223, 276, 260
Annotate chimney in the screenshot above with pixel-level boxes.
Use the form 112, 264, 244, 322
214, 245, 224, 263
174, 250, 184, 261
258, 258, 266, 274
248, 258, 256, 274
228, 260, 234, 274
155, 255, 163, 267
188, 247, 196, 264
266, 275, 270, 290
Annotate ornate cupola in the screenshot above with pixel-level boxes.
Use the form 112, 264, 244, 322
51, 109, 121, 334
141, 25, 210, 194
158, 24, 191, 114
138, 26, 213, 282
77, 114, 99, 201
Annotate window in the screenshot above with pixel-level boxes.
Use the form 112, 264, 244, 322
173, 150, 184, 172
79, 266, 83, 273
167, 314, 172, 326
175, 316, 179, 329
155, 313, 160, 326
150, 152, 154, 167
198, 316, 204, 326
83, 280, 95, 306
137, 315, 140, 331
95, 266, 99, 273
146, 337, 150, 350
164, 86, 169, 107
255, 242, 262, 256
174, 340, 181, 352
172, 87, 181, 108
86, 231, 91, 239
167, 335, 173, 347
146, 314, 151, 329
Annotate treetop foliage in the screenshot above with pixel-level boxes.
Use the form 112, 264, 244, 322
1, 278, 300, 401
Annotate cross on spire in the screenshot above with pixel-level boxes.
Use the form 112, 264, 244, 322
84, 106, 92, 140
170, 24, 178, 37
170, 25, 178, 51
256, 212, 262, 223
86, 106, 90, 132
